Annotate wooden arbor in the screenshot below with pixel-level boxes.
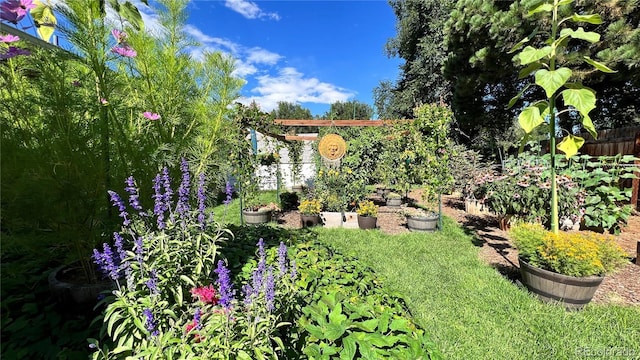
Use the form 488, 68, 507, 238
273, 119, 411, 140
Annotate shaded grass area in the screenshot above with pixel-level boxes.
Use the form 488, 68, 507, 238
212, 190, 279, 226
316, 217, 640, 359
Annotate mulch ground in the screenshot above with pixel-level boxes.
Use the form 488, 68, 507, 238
276, 190, 640, 307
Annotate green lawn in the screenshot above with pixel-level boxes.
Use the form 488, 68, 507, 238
314, 218, 640, 360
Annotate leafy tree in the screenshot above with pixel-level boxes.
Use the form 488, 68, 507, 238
382, 0, 454, 119
323, 100, 373, 120
443, 0, 639, 146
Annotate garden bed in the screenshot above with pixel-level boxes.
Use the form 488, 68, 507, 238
277, 190, 640, 306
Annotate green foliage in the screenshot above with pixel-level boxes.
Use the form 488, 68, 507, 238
356, 200, 378, 217
510, 223, 629, 277
447, 144, 494, 198
567, 154, 639, 234
323, 100, 373, 120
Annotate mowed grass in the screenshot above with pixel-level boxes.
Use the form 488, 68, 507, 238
315, 217, 640, 360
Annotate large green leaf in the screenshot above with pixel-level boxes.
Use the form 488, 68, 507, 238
570, 13, 603, 24
528, 3, 553, 15
583, 56, 616, 73
561, 87, 596, 115
535, 68, 572, 97
340, 336, 357, 360
518, 46, 552, 65
557, 135, 585, 158
30, 0, 57, 43
580, 113, 598, 139
518, 63, 541, 79
121, 1, 144, 31
559, 27, 600, 43
518, 106, 545, 133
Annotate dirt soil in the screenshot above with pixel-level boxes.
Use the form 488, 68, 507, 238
276, 190, 640, 306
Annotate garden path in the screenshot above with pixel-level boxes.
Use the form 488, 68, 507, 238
277, 191, 640, 306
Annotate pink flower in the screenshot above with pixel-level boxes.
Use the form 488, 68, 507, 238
0, 0, 35, 24
111, 28, 128, 43
0, 34, 20, 43
185, 321, 203, 342
100, 98, 108, 105
143, 111, 161, 120
111, 45, 137, 58
191, 285, 218, 305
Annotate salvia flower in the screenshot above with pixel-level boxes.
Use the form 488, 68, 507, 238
142, 111, 161, 120
111, 45, 137, 58
214, 260, 235, 310
152, 173, 166, 229
161, 167, 173, 220
143, 308, 159, 336
278, 242, 288, 276
265, 267, 275, 312
107, 190, 130, 226
0, 34, 19, 43
124, 176, 144, 215
92, 243, 119, 281
242, 283, 254, 306
113, 232, 127, 263
290, 260, 297, 280
194, 308, 202, 330
191, 284, 218, 305
134, 236, 144, 265
145, 269, 159, 295
197, 173, 207, 227
223, 181, 233, 205
176, 158, 191, 219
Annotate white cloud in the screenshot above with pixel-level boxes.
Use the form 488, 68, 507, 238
239, 67, 354, 111
224, 0, 280, 20
183, 24, 240, 54
233, 59, 258, 77
246, 47, 282, 65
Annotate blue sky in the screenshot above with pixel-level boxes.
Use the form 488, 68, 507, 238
179, 0, 401, 117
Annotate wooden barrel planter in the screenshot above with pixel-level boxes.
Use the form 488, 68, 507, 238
243, 210, 272, 225
518, 257, 604, 310
386, 198, 402, 207
300, 214, 322, 228
406, 214, 438, 232
357, 215, 377, 230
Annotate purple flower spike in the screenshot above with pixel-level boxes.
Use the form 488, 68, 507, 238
278, 242, 288, 276
143, 308, 159, 336
223, 181, 233, 205
242, 283, 254, 306
176, 158, 191, 219
214, 260, 235, 311
197, 173, 207, 228
194, 308, 202, 329
108, 190, 130, 226
265, 267, 275, 312
145, 269, 159, 295
290, 260, 297, 280
92, 243, 119, 281
124, 176, 144, 214
152, 173, 166, 229
134, 236, 144, 265
161, 167, 173, 217
113, 232, 127, 263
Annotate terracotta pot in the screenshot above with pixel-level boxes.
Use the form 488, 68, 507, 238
357, 215, 377, 229
518, 257, 604, 310
406, 214, 438, 232
243, 210, 272, 225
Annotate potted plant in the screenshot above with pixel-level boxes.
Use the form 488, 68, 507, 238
510, 223, 628, 309
385, 192, 403, 207
298, 198, 322, 227
356, 200, 378, 230
402, 206, 439, 232
243, 202, 280, 225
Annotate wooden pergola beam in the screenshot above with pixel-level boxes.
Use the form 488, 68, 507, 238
284, 134, 318, 141
274, 119, 411, 127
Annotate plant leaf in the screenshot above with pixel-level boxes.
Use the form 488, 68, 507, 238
580, 113, 597, 139
518, 46, 552, 65
583, 56, 616, 73
557, 135, 585, 158
518, 106, 545, 134
560, 27, 600, 43
508, 28, 538, 54
570, 13, 603, 24
528, 3, 553, 15
121, 1, 144, 31
535, 68, 572, 97
561, 87, 596, 115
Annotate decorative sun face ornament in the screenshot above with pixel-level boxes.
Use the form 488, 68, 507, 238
318, 134, 346, 161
